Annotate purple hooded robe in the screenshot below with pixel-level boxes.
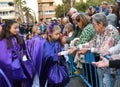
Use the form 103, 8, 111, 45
0, 37, 25, 87
39, 40, 69, 87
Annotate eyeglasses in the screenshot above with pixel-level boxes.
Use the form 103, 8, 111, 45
92, 22, 98, 26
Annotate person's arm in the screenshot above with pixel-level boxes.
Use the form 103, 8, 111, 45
108, 40, 120, 55
77, 24, 95, 45
92, 56, 120, 68
109, 60, 120, 68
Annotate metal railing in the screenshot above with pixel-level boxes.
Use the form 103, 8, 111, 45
68, 51, 116, 87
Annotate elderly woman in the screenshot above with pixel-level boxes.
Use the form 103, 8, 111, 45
77, 13, 119, 54
72, 13, 119, 87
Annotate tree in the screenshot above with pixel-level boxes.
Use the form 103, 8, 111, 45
74, 2, 89, 12
22, 7, 34, 23
55, 1, 70, 18
15, 0, 26, 23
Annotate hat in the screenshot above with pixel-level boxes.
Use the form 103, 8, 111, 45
101, 1, 108, 5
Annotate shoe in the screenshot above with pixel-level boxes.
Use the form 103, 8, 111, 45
74, 69, 81, 75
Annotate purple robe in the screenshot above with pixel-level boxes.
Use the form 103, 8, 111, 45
29, 36, 69, 87
26, 39, 32, 53
0, 69, 12, 87
39, 40, 69, 87
0, 38, 23, 87
30, 35, 45, 75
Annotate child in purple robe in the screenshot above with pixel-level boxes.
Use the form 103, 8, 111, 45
29, 25, 41, 87
39, 21, 69, 87
0, 20, 25, 87
30, 25, 41, 70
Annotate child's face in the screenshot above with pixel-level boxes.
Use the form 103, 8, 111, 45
36, 29, 40, 34
9, 23, 19, 35
28, 35, 32, 39
50, 29, 61, 41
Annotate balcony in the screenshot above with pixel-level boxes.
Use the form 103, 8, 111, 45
0, 0, 14, 2
38, 6, 55, 11
0, 14, 15, 19
0, 7, 15, 11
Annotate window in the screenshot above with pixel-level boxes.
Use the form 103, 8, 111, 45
44, 10, 55, 14
49, 2, 53, 6
39, 11, 43, 15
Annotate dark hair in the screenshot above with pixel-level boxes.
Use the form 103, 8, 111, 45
116, 3, 120, 27
0, 20, 23, 48
110, 5, 117, 14
26, 33, 32, 40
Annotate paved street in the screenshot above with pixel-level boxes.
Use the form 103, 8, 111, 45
69, 76, 86, 87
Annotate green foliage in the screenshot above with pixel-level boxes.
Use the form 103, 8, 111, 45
63, 0, 70, 4
55, 0, 116, 18
55, 3, 70, 18
55, 5, 63, 18
74, 0, 98, 12
74, 2, 89, 12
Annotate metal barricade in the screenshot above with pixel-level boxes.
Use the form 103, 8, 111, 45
68, 52, 114, 87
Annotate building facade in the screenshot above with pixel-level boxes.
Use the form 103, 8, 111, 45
38, 0, 56, 21
0, 0, 15, 22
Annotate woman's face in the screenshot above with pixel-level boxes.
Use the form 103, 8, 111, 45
50, 29, 61, 41
9, 23, 19, 35
109, 6, 112, 13
77, 21, 83, 29
72, 17, 77, 24
92, 20, 102, 34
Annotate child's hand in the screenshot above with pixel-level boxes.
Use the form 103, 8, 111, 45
58, 52, 61, 56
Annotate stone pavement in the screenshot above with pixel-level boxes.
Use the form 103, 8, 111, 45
69, 76, 87, 87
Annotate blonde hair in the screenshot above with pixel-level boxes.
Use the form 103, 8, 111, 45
49, 25, 61, 34
65, 23, 74, 32
47, 25, 61, 41
32, 25, 40, 34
